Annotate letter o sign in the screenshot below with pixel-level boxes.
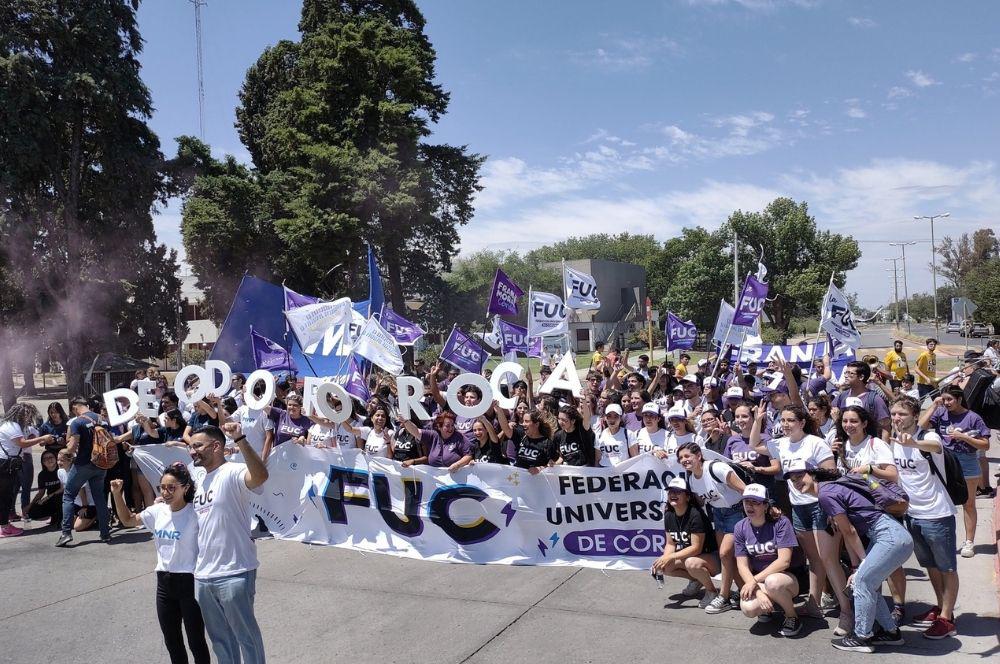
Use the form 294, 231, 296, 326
444, 373, 493, 418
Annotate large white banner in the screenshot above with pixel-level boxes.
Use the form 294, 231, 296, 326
134, 445, 708, 570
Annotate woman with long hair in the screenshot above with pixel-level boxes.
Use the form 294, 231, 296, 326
110, 465, 210, 664
807, 395, 835, 442
831, 405, 897, 482
751, 404, 850, 630
343, 404, 395, 459
39, 402, 69, 453
663, 406, 696, 456
677, 441, 747, 615
723, 404, 778, 490
918, 384, 990, 559
651, 477, 721, 608
554, 404, 598, 467
789, 462, 913, 653
597, 404, 633, 467
496, 408, 557, 474
1, 403, 52, 536
734, 483, 805, 636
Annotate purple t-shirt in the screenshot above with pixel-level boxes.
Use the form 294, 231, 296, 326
818, 482, 883, 537
929, 406, 990, 455
268, 407, 312, 446
622, 411, 642, 432
723, 434, 772, 469
420, 429, 477, 468
454, 415, 477, 445
834, 389, 889, 423
733, 515, 803, 574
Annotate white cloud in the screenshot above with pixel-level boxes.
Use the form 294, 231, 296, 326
887, 86, 913, 99
847, 17, 877, 29
657, 111, 784, 159
682, 0, 818, 9
905, 70, 938, 87
845, 106, 867, 119
954, 52, 977, 63
571, 36, 681, 70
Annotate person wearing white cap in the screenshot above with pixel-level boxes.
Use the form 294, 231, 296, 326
678, 375, 702, 418
734, 483, 806, 637
596, 404, 634, 467
634, 402, 668, 456
721, 386, 746, 427
621, 390, 647, 433
702, 377, 724, 413
663, 406, 696, 456
651, 477, 721, 609
751, 406, 849, 632
676, 441, 748, 615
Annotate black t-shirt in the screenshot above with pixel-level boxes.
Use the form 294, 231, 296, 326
37, 468, 61, 496
663, 506, 717, 554
476, 437, 508, 465
392, 428, 425, 462
554, 427, 597, 467
510, 430, 558, 469
69, 412, 99, 467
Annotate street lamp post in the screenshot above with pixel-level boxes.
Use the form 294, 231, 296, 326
884, 259, 901, 328
914, 213, 950, 336
889, 241, 917, 335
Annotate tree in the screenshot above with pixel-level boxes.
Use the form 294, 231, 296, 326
936, 228, 999, 287
723, 198, 861, 337
660, 229, 734, 329
963, 260, 1000, 327
0, 0, 183, 395
183, 0, 483, 321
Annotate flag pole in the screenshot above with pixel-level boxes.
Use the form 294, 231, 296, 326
812, 271, 836, 351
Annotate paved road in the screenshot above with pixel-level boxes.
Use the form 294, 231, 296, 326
2, 478, 997, 663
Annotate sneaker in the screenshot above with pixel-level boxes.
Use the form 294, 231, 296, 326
757, 611, 775, 624
681, 579, 702, 597
0, 524, 24, 537
780, 616, 802, 637
698, 591, 718, 610
923, 617, 957, 640
911, 606, 940, 628
704, 593, 733, 614
821, 592, 838, 611
975, 485, 995, 498
100, 534, 113, 544
890, 603, 905, 626
960, 540, 975, 558
800, 597, 825, 619
55, 533, 73, 547
831, 634, 874, 653
22, 515, 31, 526
871, 628, 904, 646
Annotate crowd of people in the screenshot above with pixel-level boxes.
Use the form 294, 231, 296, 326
0, 337, 997, 659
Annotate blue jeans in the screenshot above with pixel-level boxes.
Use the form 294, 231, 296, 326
854, 514, 914, 639
61, 463, 109, 538
195, 570, 265, 664
19, 453, 33, 510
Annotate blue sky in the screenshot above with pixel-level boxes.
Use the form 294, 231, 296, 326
137, 0, 1000, 308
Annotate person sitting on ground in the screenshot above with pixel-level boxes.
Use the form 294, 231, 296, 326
651, 477, 721, 607
25, 450, 63, 527
734, 483, 806, 637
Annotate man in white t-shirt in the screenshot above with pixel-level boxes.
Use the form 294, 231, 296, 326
189, 424, 269, 664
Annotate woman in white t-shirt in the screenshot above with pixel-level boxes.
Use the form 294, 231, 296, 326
831, 405, 897, 481
750, 403, 850, 631
342, 404, 395, 458
597, 404, 632, 467
661, 406, 696, 457
0, 403, 53, 536
888, 395, 959, 639
110, 464, 210, 664
635, 403, 668, 456
677, 441, 747, 615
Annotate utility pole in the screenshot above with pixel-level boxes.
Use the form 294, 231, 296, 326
889, 241, 917, 335
884, 258, 901, 328
914, 212, 950, 336
190, 0, 207, 140
732, 228, 739, 306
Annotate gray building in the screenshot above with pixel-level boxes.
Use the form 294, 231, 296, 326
542, 259, 648, 353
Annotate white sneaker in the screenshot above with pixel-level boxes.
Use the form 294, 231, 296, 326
960, 540, 974, 558
699, 591, 718, 610
682, 579, 702, 597
705, 593, 733, 614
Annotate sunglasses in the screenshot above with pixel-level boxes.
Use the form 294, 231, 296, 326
156, 484, 183, 493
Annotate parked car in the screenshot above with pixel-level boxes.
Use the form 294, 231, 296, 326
960, 322, 994, 338
946, 321, 963, 334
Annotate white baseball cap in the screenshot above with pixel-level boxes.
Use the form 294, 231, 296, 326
724, 386, 744, 400
697, 359, 709, 368
703, 377, 719, 388
742, 484, 768, 502
641, 402, 660, 416
667, 477, 688, 492
681, 374, 700, 385
666, 405, 688, 420
782, 458, 811, 479
605, 404, 623, 417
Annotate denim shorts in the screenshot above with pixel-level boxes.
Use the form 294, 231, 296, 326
906, 515, 957, 573
791, 501, 829, 532
953, 451, 981, 479
711, 504, 744, 535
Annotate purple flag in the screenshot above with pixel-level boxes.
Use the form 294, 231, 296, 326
250, 327, 298, 372
379, 306, 424, 346
283, 285, 320, 311
497, 319, 542, 357
335, 355, 370, 403
732, 275, 769, 327
487, 268, 524, 317
664, 311, 697, 351
440, 326, 488, 374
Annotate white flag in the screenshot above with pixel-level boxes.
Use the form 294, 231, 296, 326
352, 317, 405, 375
820, 283, 861, 350
482, 316, 502, 349
711, 299, 763, 348
563, 265, 601, 310
528, 291, 569, 337
283, 297, 354, 350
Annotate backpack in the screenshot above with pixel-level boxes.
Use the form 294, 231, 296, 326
963, 368, 1000, 429
917, 430, 969, 506
836, 473, 910, 517
708, 458, 756, 488
86, 415, 119, 470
